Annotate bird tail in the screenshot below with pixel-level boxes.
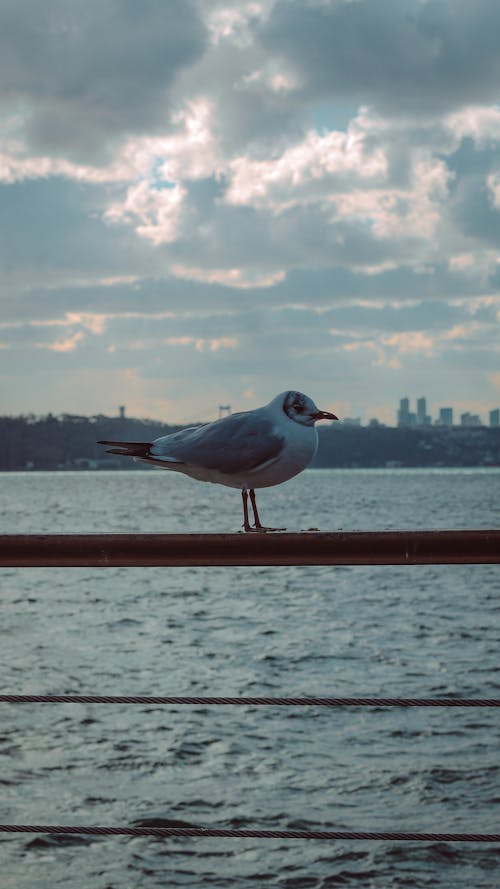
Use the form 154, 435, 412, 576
97, 440, 151, 457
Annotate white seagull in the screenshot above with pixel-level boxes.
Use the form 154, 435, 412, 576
98, 391, 338, 531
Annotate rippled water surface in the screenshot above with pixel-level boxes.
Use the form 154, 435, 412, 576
0, 468, 499, 888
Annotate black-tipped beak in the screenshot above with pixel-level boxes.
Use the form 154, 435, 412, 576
313, 410, 338, 421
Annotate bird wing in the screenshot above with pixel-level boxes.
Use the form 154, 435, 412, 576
97, 440, 151, 457
150, 411, 285, 474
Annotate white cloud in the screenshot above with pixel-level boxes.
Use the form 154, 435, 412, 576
164, 334, 237, 352
487, 171, 500, 209
156, 99, 221, 182
333, 154, 451, 242
449, 253, 475, 271
237, 63, 299, 94
447, 105, 500, 147
0, 140, 139, 185
170, 264, 285, 288
105, 181, 186, 246
0, 100, 220, 186
39, 331, 86, 353
209, 336, 238, 351
225, 117, 387, 210
382, 331, 435, 357
64, 313, 107, 335
206, 2, 272, 47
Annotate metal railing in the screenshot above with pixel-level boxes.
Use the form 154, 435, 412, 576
1, 529, 499, 566
1, 529, 499, 846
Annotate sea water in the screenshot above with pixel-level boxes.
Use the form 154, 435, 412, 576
0, 468, 499, 888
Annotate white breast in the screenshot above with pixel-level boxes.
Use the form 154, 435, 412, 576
247, 421, 318, 489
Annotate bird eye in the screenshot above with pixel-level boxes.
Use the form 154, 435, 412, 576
293, 401, 302, 411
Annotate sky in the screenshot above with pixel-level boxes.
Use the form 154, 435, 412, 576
1, 0, 500, 425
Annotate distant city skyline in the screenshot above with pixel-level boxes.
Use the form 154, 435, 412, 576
341, 396, 500, 428
1, 2, 499, 424
51, 397, 499, 430
396, 397, 500, 429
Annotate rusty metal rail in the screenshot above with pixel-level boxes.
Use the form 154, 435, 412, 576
0, 530, 499, 567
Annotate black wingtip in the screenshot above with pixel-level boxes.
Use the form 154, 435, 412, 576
96, 440, 151, 457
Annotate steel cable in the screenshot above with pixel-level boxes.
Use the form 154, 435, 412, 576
1, 695, 499, 706
0, 824, 499, 842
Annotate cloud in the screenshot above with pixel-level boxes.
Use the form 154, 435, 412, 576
1, 0, 500, 422
260, 0, 500, 116
0, 0, 206, 160
170, 263, 285, 288
105, 181, 186, 245
206, 2, 274, 48
2, 291, 499, 421
225, 118, 387, 209
487, 171, 500, 209
448, 105, 500, 147
42, 330, 86, 353
448, 173, 500, 248
0, 177, 162, 290
165, 334, 238, 352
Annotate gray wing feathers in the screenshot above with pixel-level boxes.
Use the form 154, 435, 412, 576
150, 411, 285, 474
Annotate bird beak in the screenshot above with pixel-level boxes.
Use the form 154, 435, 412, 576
313, 410, 338, 421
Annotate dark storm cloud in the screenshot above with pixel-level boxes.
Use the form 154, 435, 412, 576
448, 175, 500, 247
260, 0, 500, 115
0, 178, 161, 285
0, 0, 206, 159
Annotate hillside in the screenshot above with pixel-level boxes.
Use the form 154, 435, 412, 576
1, 414, 499, 470
314, 424, 500, 468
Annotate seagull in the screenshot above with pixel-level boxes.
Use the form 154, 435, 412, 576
98, 390, 338, 532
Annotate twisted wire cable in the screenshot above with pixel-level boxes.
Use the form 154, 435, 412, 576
0, 824, 499, 842
1, 695, 499, 706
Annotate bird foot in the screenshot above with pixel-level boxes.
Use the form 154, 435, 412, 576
257, 525, 286, 532
243, 523, 286, 532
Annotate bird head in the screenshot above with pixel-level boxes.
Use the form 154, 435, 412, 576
281, 391, 338, 426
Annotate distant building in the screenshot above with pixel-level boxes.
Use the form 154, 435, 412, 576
343, 417, 361, 426
397, 397, 416, 427
368, 418, 382, 427
416, 397, 427, 426
490, 408, 500, 427
218, 404, 231, 418
438, 407, 453, 427
119, 405, 126, 419
398, 397, 409, 425
461, 412, 482, 427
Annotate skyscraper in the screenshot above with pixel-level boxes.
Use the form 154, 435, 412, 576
417, 397, 427, 425
438, 407, 453, 426
397, 397, 410, 427
490, 408, 500, 427
397, 397, 417, 426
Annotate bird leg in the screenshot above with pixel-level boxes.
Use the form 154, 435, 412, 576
241, 488, 255, 532
249, 488, 285, 532
249, 488, 265, 529
241, 488, 285, 532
